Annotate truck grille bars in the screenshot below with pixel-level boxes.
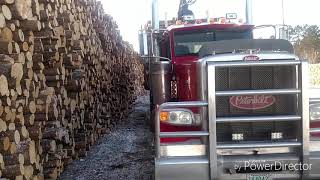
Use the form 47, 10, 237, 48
155, 60, 311, 179
208, 60, 309, 179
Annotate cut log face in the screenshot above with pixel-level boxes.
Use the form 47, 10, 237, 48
0, 0, 14, 4
13, 29, 24, 42
23, 165, 34, 179
10, 0, 31, 20
0, 0, 144, 179
0, 75, 9, 96
11, 63, 23, 81
0, 27, 13, 42
0, 13, 5, 28
1, 5, 12, 20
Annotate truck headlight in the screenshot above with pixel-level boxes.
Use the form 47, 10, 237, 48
159, 109, 194, 125
310, 103, 320, 121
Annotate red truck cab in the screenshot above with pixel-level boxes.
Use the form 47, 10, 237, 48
159, 23, 254, 142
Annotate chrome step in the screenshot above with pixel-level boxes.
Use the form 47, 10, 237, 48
156, 156, 209, 165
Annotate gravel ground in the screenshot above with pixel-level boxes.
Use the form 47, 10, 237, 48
60, 95, 154, 180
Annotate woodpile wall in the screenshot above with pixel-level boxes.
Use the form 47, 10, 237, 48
0, 0, 144, 179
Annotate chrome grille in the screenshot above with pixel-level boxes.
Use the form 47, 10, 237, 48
215, 66, 298, 142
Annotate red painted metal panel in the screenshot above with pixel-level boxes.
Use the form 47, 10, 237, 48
311, 121, 320, 137
174, 57, 198, 101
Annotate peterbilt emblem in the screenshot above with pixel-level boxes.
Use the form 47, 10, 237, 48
243, 55, 260, 61
230, 95, 276, 110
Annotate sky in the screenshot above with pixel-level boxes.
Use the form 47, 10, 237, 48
101, 0, 320, 51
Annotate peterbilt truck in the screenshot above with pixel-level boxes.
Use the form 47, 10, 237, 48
139, 0, 320, 179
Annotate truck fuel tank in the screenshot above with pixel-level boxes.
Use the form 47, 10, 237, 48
150, 61, 172, 106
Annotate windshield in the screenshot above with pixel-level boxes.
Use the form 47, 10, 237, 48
174, 29, 252, 56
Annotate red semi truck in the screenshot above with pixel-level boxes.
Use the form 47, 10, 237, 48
139, 0, 320, 179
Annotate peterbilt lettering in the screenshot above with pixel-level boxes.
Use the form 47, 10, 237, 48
230, 95, 276, 110
243, 55, 260, 61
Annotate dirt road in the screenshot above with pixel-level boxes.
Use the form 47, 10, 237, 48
60, 95, 154, 180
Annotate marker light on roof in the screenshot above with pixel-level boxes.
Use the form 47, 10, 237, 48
220, 17, 226, 24
226, 13, 237, 20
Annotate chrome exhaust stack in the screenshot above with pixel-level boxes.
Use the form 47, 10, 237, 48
152, 0, 159, 30
246, 0, 253, 24
151, 0, 160, 62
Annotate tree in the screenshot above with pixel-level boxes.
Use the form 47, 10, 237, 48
289, 25, 320, 64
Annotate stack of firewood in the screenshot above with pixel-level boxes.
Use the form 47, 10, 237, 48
0, 0, 144, 179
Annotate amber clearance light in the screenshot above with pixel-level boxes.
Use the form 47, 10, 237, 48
160, 112, 169, 122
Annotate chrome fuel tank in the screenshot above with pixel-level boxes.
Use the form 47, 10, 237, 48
150, 61, 172, 106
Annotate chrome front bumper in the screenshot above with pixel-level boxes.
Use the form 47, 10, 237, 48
155, 156, 209, 180
155, 151, 320, 180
